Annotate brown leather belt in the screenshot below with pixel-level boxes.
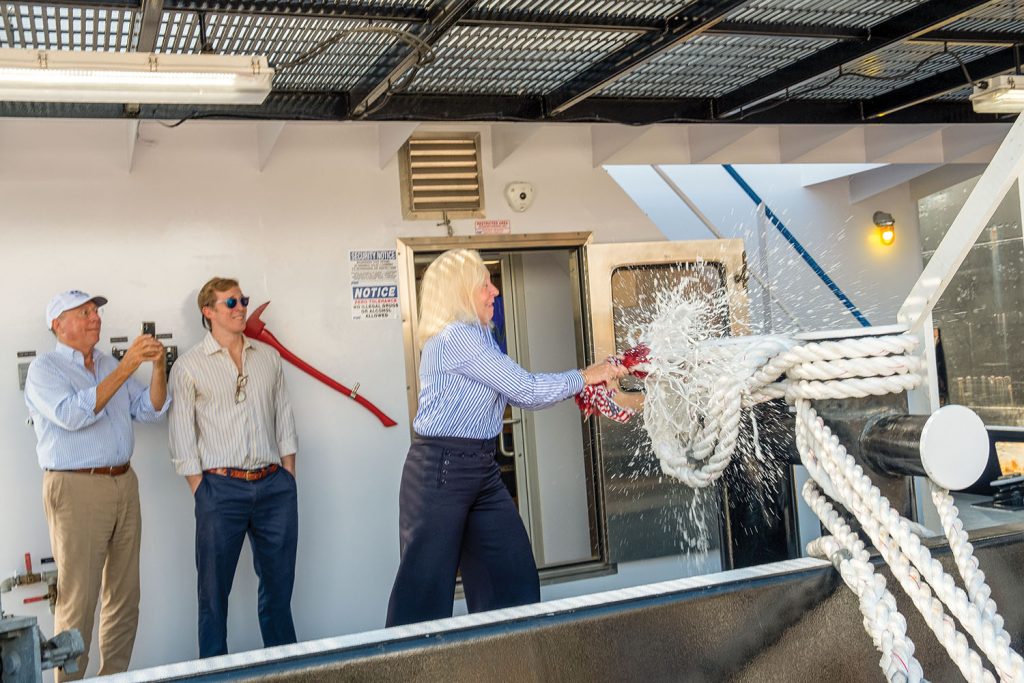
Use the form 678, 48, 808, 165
59, 463, 131, 476
204, 464, 279, 481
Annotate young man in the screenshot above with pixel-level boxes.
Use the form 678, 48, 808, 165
168, 277, 299, 658
25, 289, 168, 680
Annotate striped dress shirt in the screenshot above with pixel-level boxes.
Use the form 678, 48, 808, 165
413, 321, 585, 439
169, 333, 298, 476
24, 342, 169, 470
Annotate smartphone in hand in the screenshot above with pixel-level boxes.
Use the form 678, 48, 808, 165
142, 321, 156, 337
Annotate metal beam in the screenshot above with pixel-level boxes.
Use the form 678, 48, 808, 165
368, 94, 705, 124
362, 94, 988, 126
714, 0, 1000, 119
348, 0, 476, 117
141, 91, 348, 121
916, 29, 1024, 45
711, 23, 1024, 46
133, 0, 164, 52
543, 0, 751, 116
162, 0, 426, 21
710, 20, 862, 41
0, 92, 992, 125
863, 47, 1020, 119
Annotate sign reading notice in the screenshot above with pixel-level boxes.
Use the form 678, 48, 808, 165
474, 219, 511, 235
349, 249, 399, 321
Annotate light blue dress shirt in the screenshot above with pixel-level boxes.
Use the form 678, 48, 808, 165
24, 342, 169, 470
413, 322, 584, 439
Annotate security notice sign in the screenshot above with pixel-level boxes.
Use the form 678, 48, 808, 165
349, 249, 399, 321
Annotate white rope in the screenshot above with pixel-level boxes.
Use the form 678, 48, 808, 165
798, 400, 1001, 683
930, 483, 1005, 634
645, 330, 1022, 682
805, 485, 923, 683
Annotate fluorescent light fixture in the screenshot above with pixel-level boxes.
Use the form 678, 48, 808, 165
0, 48, 273, 105
970, 74, 1024, 114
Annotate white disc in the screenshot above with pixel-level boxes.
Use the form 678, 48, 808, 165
920, 404, 989, 490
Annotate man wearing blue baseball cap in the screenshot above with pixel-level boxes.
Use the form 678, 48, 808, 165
24, 290, 169, 680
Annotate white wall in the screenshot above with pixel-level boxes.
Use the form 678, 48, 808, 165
0, 117, 930, 674
0, 118, 661, 674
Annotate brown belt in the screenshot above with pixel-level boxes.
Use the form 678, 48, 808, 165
58, 463, 131, 476
204, 464, 279, 482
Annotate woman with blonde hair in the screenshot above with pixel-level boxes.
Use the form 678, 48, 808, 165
385, 248, 628, 627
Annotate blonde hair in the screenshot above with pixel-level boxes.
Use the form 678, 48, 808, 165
416, 249, 488, 349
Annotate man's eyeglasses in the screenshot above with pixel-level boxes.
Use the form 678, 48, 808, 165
67, 305, 101, 319
216, 296, 250, 309
235, 374, 248, 404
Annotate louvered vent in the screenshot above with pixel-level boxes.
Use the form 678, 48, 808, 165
399, 133, 485, 220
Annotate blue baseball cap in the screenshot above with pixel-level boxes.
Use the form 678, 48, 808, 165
46, 290, 108, 329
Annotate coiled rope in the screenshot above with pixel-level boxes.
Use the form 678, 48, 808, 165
645, 331, 1020, 682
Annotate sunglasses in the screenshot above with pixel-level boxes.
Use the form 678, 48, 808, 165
215, 296, 250, 309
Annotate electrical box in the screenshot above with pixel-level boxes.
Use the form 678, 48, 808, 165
17, 351, 35, 391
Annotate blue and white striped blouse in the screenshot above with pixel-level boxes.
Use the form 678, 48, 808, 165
412, 322, 584, 439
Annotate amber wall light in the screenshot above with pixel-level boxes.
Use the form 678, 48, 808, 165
874, 211, 896, 246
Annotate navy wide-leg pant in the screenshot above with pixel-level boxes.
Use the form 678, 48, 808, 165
386, 436, 540, 627
194, 467, 298, 658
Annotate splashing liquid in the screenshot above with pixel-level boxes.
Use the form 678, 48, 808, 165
631, 264, 789, 554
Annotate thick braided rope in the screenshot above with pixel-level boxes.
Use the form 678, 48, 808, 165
648, 334, 918, 487
804, 486, 923, 683
797, 401, 1004, 683
649, 331, 1021, 682
930, 483, 1006, 637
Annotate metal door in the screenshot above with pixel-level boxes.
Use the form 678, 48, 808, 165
584, 239, 749, 565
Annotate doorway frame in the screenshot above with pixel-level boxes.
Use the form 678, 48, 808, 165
396, 232, 594, 426
396, 232, 607, 580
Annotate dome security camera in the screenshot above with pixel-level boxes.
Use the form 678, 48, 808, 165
505, 182, 535, 212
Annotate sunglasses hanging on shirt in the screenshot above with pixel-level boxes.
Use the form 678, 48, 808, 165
235, 374, 248, 404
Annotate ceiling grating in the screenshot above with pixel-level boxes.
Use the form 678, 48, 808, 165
469, 0, 695, 23
409, 25, 634, 96
721, 0, 933, 29
0, 3, 138, 51
154, 12, 411, 91
602, 34, 835, 98
797, 42, 1004, 100
941, 1, 1024, 34
0, 0, 1020, 123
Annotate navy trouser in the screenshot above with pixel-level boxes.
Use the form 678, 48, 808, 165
194, 468, 298, 658
386, 435, 540, 627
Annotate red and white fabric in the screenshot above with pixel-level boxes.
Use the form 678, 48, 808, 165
574, 344, 650, 423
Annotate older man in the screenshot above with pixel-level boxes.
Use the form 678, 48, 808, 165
169, 277, 298, 658
24, 290, 167, 680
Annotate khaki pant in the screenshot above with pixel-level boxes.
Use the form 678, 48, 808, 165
42, 468, 142, 681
